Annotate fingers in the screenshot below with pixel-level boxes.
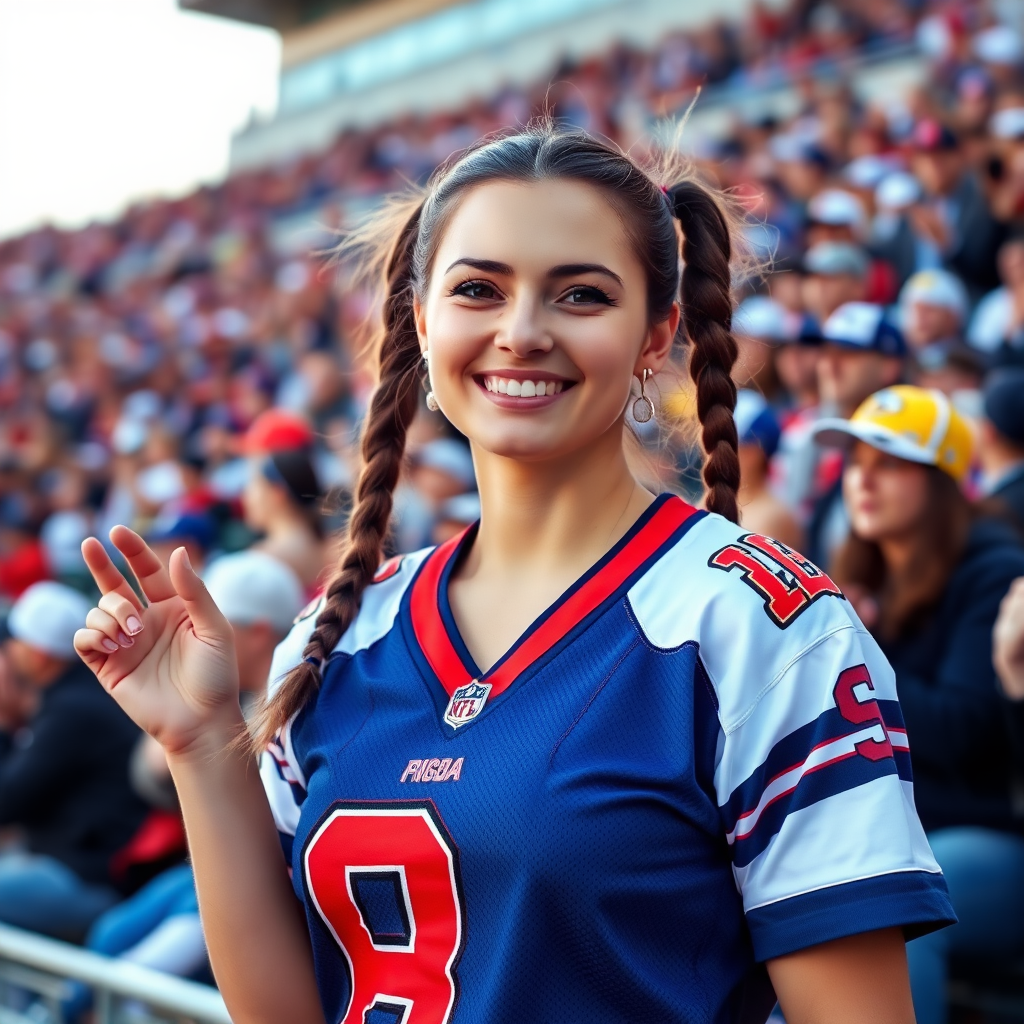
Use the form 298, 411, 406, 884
108, 526, 177, 605
168, 546, 230, 644
75, 626, 121, 658
88, 604, 139, 650
81, 537, 143, 611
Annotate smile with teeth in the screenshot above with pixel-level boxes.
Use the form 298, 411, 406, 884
483, 377, 566, 397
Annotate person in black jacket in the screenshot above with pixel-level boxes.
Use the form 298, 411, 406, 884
814, 386, 1024, 1024
978, 367, 1024, 535
0, 581, 147, 941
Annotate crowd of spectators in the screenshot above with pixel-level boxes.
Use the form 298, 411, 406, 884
2, 0, 1024, 1019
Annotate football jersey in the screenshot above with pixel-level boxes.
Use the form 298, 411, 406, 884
260, 494, 953, 1024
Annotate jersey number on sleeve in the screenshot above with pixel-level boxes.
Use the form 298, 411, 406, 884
833, 664, 894, 762
304, 802, 465, 1024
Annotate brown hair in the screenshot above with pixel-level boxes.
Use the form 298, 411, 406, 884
251, 124, 742, 751
831, 467, 972, 641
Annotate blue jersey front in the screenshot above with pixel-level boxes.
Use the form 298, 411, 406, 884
262, 496, 953, 1024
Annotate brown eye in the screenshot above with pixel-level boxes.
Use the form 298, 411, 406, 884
562, 286, 614, 306
452, 280, 498, 300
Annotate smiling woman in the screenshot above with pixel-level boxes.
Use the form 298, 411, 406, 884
75, 125, 953, 1024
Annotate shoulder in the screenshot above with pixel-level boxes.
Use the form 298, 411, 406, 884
629, 512, 869, 730
266, 547, 432, 698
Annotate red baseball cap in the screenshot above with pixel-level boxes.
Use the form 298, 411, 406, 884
242, 409, 315, 455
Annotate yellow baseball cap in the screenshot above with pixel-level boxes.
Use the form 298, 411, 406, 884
811, 385, 974, 481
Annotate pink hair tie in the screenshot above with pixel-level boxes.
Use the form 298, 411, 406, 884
660, 185, 670, 196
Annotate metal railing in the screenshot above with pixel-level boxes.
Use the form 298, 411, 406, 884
0, 924, 230, 1024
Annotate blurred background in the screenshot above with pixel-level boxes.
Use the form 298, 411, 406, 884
2, 0, 1024, 1021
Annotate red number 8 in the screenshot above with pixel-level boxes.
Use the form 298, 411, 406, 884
304, 802, 465, 1024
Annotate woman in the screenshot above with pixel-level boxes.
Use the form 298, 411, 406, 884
242, 448, 328, 593
73, 128, 951, 1024
814, 385, 1024, 1024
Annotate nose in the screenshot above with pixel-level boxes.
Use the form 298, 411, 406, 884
494, 291, 553, 359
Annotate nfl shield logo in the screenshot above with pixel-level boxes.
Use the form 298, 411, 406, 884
444, 680, 491, 729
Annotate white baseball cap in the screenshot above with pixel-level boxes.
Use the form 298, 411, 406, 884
807, 189, 866, 231
974, 25, 1023, 66
6, 581, 92, 660
898, 269, 968, 318
876, 172, 923, 211
733, 296, 790, 341
992, 107, 1024, 141
204, 551, 305, 635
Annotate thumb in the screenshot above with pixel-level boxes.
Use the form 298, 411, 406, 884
168, 547, 230, 644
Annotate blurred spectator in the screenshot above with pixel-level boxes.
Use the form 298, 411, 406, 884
734, 390, 803, 549
968, 235, 1024, 354
0, 497, 49, 602
785, 302, 908, 565
242, 449, 327, 592
433, 492, 482, 545
731, 296, 790, 405
978, 367, 1024, 531
801, 241, 869, 323
909, 119, 1005, 298
0, 582, 147, 941
814, 386, 1024, 1024
394, 439, 476, 552
145, 511, 217, 574
898, 269, 969, 352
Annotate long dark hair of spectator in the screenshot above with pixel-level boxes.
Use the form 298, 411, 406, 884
251, 123, 742, 751
832, 467, 972, 641
261, 450, 325, 540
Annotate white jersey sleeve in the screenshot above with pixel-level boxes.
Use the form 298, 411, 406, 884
257, 551, 431, 863
629, 513, 953, 960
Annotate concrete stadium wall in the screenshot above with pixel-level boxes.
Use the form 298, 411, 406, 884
229, 0, 773, 170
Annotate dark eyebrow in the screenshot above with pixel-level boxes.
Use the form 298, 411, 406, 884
444, 258, 623, 287
548, 263, 623, 287
445, 258, 514, 275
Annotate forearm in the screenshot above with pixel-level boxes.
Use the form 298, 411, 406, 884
168, 718, 325, 1024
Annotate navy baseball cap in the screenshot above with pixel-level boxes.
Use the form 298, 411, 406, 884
146, 511, 216, 552
821, 302, 908, 358
734, 390, 781, 459
984, 368, 1024, 445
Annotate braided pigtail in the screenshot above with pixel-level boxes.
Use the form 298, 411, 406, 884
250, 203, 425, 753
667, 181, 740, 523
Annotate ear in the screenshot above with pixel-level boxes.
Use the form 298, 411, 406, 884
633, 303, 680, 377
413, 294, 428, 356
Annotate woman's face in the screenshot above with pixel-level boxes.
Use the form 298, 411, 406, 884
843, 442, 932, 542
414, 180, 678, 463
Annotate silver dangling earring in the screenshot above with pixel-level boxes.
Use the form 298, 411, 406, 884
423, 350, 440, 412
632, 368, 655, 424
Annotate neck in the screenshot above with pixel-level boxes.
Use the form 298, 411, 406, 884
466, 424, 653, 580
266, 506, 313, 537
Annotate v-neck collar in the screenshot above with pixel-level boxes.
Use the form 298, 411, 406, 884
406, 494, 703, 702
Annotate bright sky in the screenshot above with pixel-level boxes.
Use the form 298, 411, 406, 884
0, 0, 280, 239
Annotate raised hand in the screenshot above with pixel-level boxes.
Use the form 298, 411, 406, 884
74, 525, 243, 755
995, 577, 1024, 701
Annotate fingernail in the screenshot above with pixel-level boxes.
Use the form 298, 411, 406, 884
117, 632, 134, 648
181, 550, 193, 574
126, 616, 143, 635
102, 639, 119, 653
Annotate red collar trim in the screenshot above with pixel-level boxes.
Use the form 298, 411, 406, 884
410, 496, 698, 698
